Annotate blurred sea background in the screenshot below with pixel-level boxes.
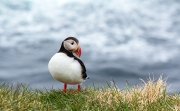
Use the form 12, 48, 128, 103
0, 0, 180, 93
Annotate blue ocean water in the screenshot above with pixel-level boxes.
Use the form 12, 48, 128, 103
0, 0, 180, 93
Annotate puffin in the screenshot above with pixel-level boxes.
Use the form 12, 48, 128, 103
48, 37, 88, 92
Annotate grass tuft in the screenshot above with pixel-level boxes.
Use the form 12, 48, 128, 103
0, 78, 180, 111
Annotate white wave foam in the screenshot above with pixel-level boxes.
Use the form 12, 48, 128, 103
0, 0, 179, 64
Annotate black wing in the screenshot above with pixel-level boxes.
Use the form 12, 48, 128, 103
74, 57, 87, 80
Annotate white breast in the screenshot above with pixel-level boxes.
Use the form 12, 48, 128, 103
48, 53, 84, 84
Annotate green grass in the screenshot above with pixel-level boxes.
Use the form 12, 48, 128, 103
0, 79, 180, 111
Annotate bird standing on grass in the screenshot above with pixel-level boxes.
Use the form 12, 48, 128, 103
48, 37, 88, 92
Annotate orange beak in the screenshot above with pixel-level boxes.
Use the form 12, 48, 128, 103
75, 47, 82, 57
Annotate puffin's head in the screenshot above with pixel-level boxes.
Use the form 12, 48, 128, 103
63, 37, 82, 57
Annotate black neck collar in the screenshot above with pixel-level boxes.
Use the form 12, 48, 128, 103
58, 43, 74, 57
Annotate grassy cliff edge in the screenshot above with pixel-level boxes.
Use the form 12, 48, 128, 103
0, 78, 180, 111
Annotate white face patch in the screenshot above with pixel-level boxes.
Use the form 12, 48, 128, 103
63, 39, 78, 52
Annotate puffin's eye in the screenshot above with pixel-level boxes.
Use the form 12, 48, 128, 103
71, 42, 74, 45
